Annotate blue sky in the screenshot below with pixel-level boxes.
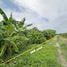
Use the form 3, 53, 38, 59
0, 0, 67, 33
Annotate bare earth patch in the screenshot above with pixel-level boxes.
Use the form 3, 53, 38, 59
56, 43, 67, 67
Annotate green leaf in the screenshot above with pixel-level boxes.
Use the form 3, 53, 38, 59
0, 8, 8, 21
0, 44, 7, 57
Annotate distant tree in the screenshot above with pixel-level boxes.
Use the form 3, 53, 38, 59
43, 29, 56, 40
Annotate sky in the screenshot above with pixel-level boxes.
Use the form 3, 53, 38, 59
0, 0, 67, 33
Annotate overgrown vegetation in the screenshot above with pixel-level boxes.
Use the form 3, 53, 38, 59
0, 8, 57, 66
60, 33, 67, 38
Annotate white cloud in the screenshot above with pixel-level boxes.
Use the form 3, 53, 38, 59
3, 7, 47, 25
13, 0, 63, 21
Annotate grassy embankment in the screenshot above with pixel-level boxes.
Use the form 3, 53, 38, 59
0, 36, 62, 67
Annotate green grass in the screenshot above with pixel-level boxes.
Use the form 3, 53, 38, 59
0, 39, 62, 67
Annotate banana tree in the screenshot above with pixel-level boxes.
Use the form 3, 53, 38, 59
0, 8, 19, 58
0, 8, 32, 59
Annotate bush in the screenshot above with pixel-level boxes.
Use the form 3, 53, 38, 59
12, 36, 29, 51
27, 27, 46, 44
43, 29, 56, 40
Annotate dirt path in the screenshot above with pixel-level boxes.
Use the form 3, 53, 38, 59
56, 43, 67, 67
